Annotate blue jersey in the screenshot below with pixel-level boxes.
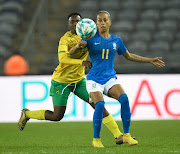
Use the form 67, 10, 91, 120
84, 32, 127, 85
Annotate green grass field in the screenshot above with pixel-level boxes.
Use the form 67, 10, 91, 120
0, 120, 179, 154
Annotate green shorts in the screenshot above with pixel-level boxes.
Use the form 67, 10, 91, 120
50, 78, 89, 106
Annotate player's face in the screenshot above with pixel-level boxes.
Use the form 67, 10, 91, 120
68, 15, 81, 34
96, 13, 111, 33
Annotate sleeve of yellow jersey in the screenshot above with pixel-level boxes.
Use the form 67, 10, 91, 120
57, 37, 84, 65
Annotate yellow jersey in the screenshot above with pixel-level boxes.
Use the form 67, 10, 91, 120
52, 31, 88, 83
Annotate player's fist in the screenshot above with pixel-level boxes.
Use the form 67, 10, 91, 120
77, 41, 87, 49
82, 60, 92, 69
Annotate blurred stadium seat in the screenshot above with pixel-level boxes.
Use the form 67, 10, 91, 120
158, 20, 177, 32
128, 41, 148, 53
144, 0, 166, 9
167, 0, 180, 9
162, 9, 180, 20
141, 9, 160, 21
131, 31, 152, 42
117, 10, 138, 21
0, 12, 20, 24
136, 20, 156, 32
172, 41, 180, 52
153, 31, 174, 42
112, 21, 134, 32
0, 23, 15, 36
149, 41, 171, 53
0, 35, 12, 47
79, 0, 98, 11
176, 32, 180, 40
122, 1, 142, 10
100, 0, 119, 10
0, 44, 7, 57
0, 0, 179, 75
1, 1, 23, 14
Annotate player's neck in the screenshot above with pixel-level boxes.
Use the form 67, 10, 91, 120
98, 31, 110, 39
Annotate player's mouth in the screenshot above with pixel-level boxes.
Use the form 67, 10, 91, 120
100, 26, 106, 30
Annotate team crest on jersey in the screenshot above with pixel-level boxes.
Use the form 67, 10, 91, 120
92, 83, 96, 88
56, 90, 60, 94
113, 43, 117, 50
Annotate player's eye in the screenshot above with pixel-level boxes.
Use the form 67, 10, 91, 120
71, 21, 77, 24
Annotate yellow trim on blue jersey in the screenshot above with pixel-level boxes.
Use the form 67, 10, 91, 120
102, 49, 105, 59
106, 49, 109, 59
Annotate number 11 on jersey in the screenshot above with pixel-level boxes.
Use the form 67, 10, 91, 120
102, 49, 109, 59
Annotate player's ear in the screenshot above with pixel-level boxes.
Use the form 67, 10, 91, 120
108, 16, 112, 25
109, 20, 112, 26
68, 21, 70, 29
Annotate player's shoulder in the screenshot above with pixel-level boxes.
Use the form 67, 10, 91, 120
110, 33, 122, 40
61, 31, 73, 39
110, 33, 124, 44
59, 31, 78, 44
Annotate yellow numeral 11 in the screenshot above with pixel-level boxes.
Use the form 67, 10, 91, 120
102, 49, 109, 59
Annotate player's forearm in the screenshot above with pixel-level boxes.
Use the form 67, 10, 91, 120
59, 54, 83, 65
69, 44, 81, 55
127, 53, 151, 63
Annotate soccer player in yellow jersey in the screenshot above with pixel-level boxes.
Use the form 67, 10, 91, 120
18, 13, 124, 145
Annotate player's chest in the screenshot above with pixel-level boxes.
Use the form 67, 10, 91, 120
90, 39, 119, 56
68, 37, 81, 49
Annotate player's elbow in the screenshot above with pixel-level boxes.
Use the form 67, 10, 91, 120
59, 59, 65, 64
124, 54, 131, 60
69, 48, 78, 55
58, 54, 67, 64
123, 50, 132, 60
69, 51, 74, 55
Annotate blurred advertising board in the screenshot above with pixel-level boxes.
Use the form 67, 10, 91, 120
0, 74, 179, 122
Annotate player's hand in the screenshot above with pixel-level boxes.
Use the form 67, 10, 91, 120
150, 57, 165, 68
82, 60, 92, 69
76, 41, 87, 49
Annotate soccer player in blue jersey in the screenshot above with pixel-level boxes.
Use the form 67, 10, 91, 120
69, 11, 165, 148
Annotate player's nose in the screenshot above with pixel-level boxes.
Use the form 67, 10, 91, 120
101, 21, 105, 25
74, 21, 78, 26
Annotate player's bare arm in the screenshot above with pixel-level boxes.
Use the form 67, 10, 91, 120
69, 41, 87, 55
123, 50, 165, 68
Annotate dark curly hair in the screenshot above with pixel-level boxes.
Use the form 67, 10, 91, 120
67, 12, 82, 20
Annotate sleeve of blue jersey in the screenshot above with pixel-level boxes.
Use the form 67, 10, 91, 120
117, 37, 127, 55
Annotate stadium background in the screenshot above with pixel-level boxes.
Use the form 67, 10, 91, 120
0, 0, 179, 153
0, 0, 180, 75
